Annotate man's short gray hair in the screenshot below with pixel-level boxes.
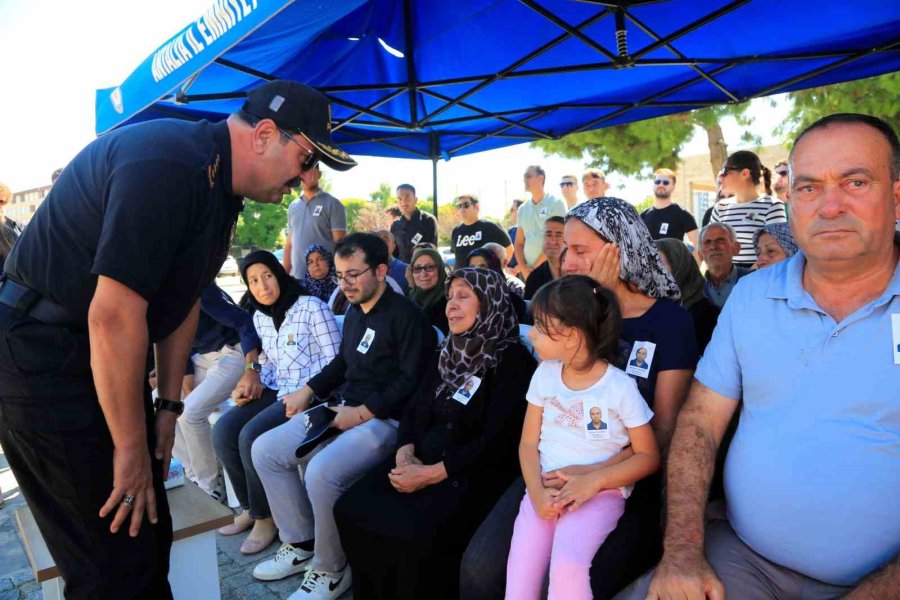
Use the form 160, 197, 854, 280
700, 222, 738, 245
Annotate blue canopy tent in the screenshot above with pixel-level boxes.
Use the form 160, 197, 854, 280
96, 0, 900, 211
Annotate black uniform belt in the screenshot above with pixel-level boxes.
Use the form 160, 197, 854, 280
0, 278, 81, 327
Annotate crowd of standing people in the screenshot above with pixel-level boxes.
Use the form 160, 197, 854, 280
0, 77, 896, 600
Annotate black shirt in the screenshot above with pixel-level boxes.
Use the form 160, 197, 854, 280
641, 203, 698, 242
390, 209, 438, 262
450, 220, 511, 266
307, 285, 436, 420
397, 343, 536, 478
5, 119, 242, 341
523, 261, 555, 300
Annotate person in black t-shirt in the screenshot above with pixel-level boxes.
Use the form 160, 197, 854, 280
524, 216, 565, 300
0, 81, 356, 599
390, 183, 438, 262
640, 168, 700, 262
450, 194, 512, 266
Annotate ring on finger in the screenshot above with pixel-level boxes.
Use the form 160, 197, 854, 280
122, 494, 136, 507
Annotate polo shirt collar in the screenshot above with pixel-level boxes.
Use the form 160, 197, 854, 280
705, 264, 740, 288
403, 208, 421, 222
769, 239, 900, 312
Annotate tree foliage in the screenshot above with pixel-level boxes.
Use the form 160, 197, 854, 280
777, 73, 900, 142
234, 191, 294, 250
533, 104, 756, 182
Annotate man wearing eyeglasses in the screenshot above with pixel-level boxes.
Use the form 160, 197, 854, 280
640, 168, 701, 262
0, 80, 356, 598
283, 164, 347, 279
450, 194, 512, 267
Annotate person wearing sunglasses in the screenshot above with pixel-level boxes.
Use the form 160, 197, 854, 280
450, 194, 513, 267
559, 174, 581, 209
282, 164, 347, 280
772, 159, 791, 216
0, 80, 356, 598
640, 168, 701, 263
406, 248, 450, 334
710, 150, 787, 268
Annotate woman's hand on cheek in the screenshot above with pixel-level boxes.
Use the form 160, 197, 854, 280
589, 242, 620, 290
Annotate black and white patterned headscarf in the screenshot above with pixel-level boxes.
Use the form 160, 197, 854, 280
437, 268, 520, 397
568, 197, 681, 301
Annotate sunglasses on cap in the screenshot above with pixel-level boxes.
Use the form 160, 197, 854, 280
653, 178, 671, 186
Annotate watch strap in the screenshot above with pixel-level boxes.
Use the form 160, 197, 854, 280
154, 397, 185, 415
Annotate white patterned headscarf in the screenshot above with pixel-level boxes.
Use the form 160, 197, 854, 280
436, 268, 520, 397
567, 197, 681, 301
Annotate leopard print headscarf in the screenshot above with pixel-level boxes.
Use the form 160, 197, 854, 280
436, 268, 520, 396
568, 197, 681, 301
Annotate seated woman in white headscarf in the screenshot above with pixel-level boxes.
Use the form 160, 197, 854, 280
334, 268, 537, 600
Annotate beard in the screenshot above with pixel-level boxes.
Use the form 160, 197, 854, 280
654, 189, 671, 200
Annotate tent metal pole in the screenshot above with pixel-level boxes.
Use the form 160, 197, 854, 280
430, 132, 439, 217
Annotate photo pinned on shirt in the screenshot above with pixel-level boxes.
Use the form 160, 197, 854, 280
357, 328, 376, 354
452, 376, 481, 406
286, 333, 296, 346
625, 341, 656, 379
659, 222, 669, 235
313, 205, 323, 217
584, 404, 610, 441
411, 232, 423, 245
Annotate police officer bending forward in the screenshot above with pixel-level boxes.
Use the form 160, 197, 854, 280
0, 81, 355, 600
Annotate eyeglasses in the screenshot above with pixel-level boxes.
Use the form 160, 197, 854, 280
775, 169, 789, 177
334, 266, 372, 284
653, 178, 671, 186
718, 166, 740, 177
559, 181, 575, 187
456, 202, 475, 209
411, 264, 437, 274
278, 128, 320, 172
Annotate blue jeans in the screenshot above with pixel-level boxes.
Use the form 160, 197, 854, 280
211, 389, 286, 519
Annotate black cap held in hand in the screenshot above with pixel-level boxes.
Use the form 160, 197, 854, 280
242, 80, 357, 171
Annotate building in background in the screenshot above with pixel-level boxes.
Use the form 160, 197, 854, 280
675, 144, 789, 222
8, 184, 51, 226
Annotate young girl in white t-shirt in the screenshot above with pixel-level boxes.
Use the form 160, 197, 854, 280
506, 275, 660, 600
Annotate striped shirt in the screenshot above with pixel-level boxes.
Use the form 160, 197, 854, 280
710, 196, 786, 266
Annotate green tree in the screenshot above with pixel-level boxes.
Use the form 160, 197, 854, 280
233, 192, 294, 250
777, 73, 900, 141
533, 104, 757, 182
369, 182, 394, 207
632, 196, 654, 214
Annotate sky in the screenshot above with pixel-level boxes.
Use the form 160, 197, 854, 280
0, 0, 791, 220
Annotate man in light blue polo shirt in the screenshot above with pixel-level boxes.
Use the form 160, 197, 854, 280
618, 113, 900, 599
514, 165, 566, 279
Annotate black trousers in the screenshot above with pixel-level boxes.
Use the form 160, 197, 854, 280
0, 305, 173, 600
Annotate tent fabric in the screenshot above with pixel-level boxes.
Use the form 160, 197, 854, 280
96, 0, 900, 160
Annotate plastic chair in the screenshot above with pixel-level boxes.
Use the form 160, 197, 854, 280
433, 325, 445, 345
334, 314, 345, 332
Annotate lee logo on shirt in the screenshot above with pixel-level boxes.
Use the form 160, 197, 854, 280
313, 205, 323, 217
357, 328, 376, 354
584, 403, 610, 441
659, 223, 669, 235
455, 231, 483, 247
625, 342, 656, 379
411, 233, 423, 245
452, 376, 482, 406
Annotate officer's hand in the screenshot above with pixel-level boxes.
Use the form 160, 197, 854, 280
99, 443, 158, 538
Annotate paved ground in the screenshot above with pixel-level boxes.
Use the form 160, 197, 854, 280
0, 445, 350, 600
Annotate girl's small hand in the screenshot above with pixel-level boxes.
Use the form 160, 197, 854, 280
554, 471, 602, 512
530, 487, 561, 520
542, 465, 595, 489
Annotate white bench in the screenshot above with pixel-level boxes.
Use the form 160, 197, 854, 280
15, 482, 234, 599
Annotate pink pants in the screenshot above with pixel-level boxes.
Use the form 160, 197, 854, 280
505, 488, 625, 600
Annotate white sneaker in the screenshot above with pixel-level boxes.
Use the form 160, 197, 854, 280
288, 566, 351, 599
252, 543, 313, 581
